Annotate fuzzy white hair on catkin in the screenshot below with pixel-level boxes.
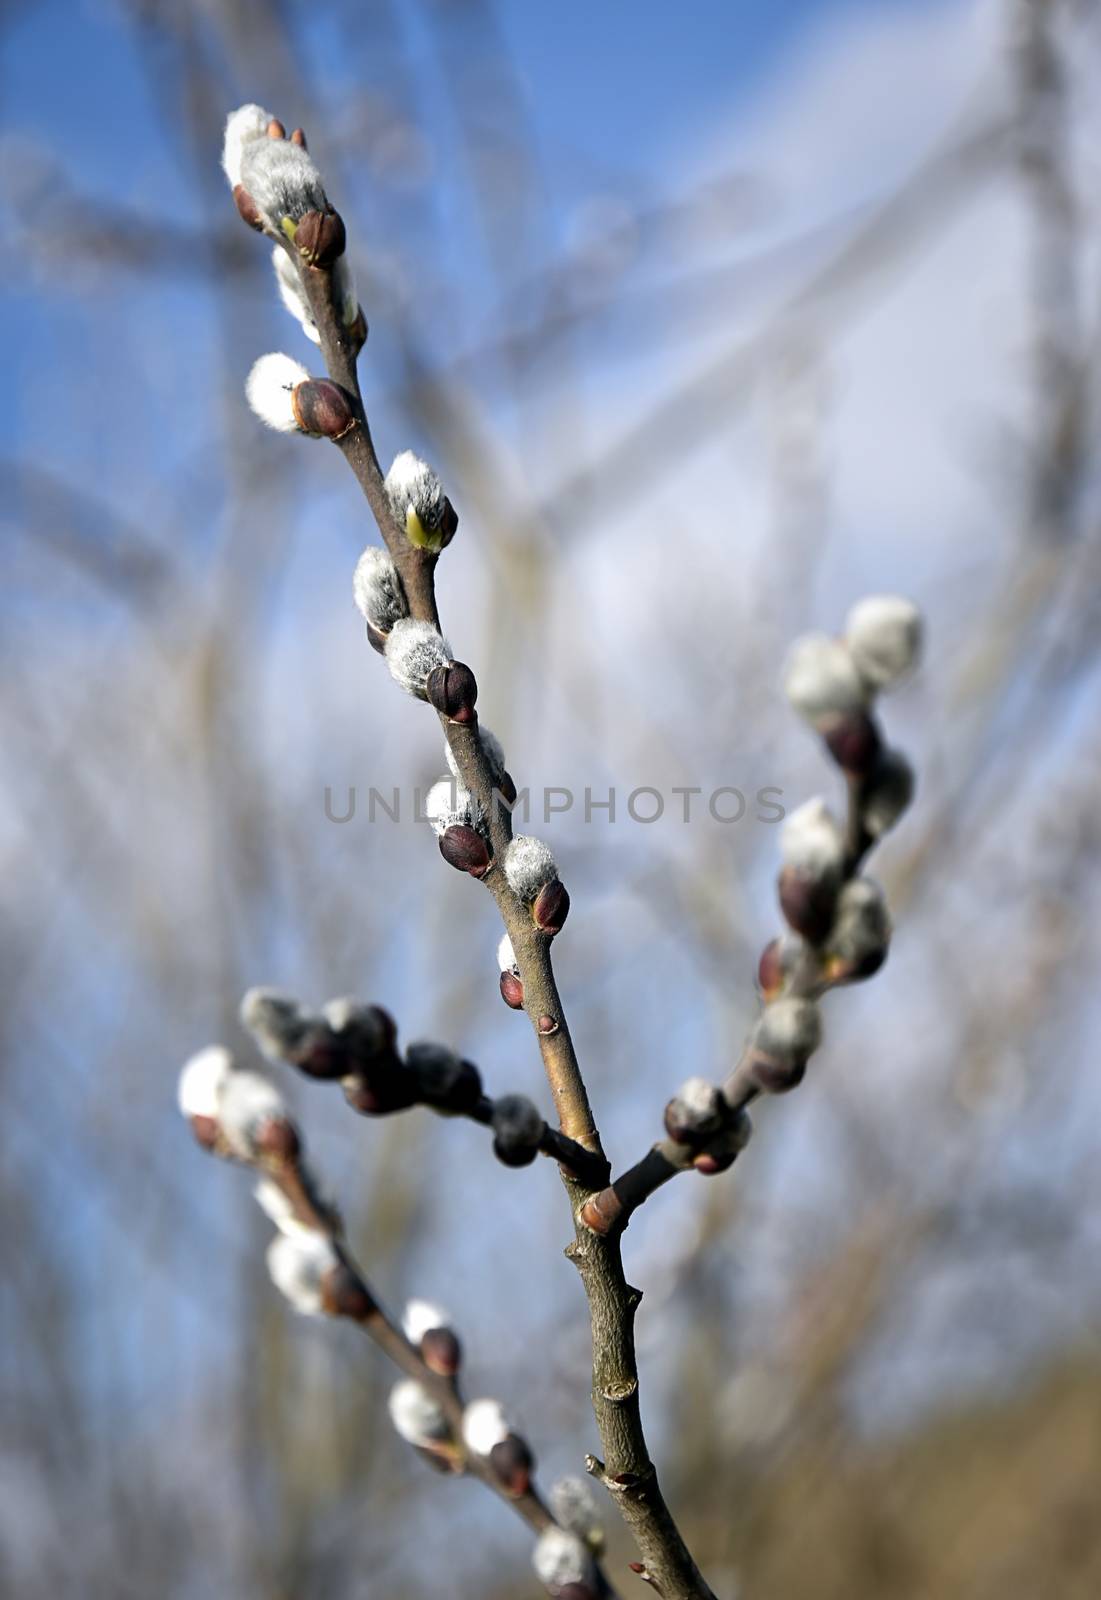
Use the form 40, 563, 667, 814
218, 1069, 287, 1157
266, 1231, 336, 1316
674, 1076, 718, 1118
246, 352, 310, 433
272, 249, 357, 342
352, 546, 408, 632
844, 595, 923, 692
497, 932, 517, 973
782, 632, 868, 724
254, 1178, 312, 1237
388, 1380, 450, 1446
533, 1527, 593, 1589
401, 1299, 451, 1344
424, 778, 476, 837
461, 1398, 509, 1455
239, 135, 327, 225
780, 797, 845, 878
222, 104, 273, 189
384, 450, 443, 521
503, 835, 557, 901
177, 1045, 233, 1119
383, 619, 452, 697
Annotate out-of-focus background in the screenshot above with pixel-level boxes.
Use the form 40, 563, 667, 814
5, 0, 1101, 1595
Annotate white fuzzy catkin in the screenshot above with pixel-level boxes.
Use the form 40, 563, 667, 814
246, 352, 309, 433
755, 997, 822, 1063
254, 1177, 311, 1237
549, 1475, 603, 1546
424, 778, 477, 837
783, 633, 868, 725
388, 1380, 451, 1447
218, 1069, 288, 1158
383, 619, 452, 697
239, 129, 328, 227
266, 1231, 337, 1315
384, 451, 445, 526
862, 750, 915, 838
461, 1398, 509, 1455
272, 246, 357, 342
352, 546, 408, 635
831, 878, 891, 964
177, 1045, 233, 1119
503, 836, 557, 901
446, 725, 507, 785
533, 1526, 594, 1590
780, 798, 845, 880
497, 932, 518, 974
401, 1299, 451, 1344
222, 104, 272, 189
844, 595, 923, 692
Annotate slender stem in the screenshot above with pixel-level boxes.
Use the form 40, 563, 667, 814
294, 233, 716, 1599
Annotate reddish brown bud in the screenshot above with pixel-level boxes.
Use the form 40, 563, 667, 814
346, 304, 368, 355
747, 1048, 807, 1095
232, 184, 265, 231
757, 938, 784, 1000
421, 1326, 463, 1377
533, 879, 570, 935
189, 1113, 219, 1150
294, 207, 346, 267
426, 661, 478, 724
537, 1013, 559, 1036
821, 709, 881, 775
500, 970, 525, 1010
342, 1066, 418, 1116
321, 1263, 375, 1321
266, 118, 286, 139
255, 1116, 300, 1162
290, 127, 307, 148
693, 1148, 737, 1175
437, 496, 459, 548
291, 378, 355, 439
438, 824, 491, 877
365, 619, 388, 655
580, 1187, 624, 1236
488, 1435, 534, 1497
778, 865, 839, 945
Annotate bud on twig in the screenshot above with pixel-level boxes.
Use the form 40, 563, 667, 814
783, 633, 868, 729
778, 798, 845, 943
860, 748, 915, 839
389, 1380, 457, 1470
405, 1041, 483, 1113
693, 1107, 753, 1174
757, 934, 801, 1000
426, 661, 478, 724
549, 1476, 605, 1553
462, 1399, 534, 1496
402, 1299, 462, 1377
352, 546, 409, 651
293, 206, 346, 266
825, 877, 891, 981
266, 1231, 340, 1316
821, 708, 882, 776
290, 377, 355, 439
384, 620, 453, 699
748, 998, 822, 1093
384, 451, 458, 552
844, 595, 923, 692
490, 1094, 544, 1167
497, 933, 524, 1010
504, 837, 568, 932
533, 1526, 600, 1598
663, 1077, 725, 1147
425, 778, 490, 876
